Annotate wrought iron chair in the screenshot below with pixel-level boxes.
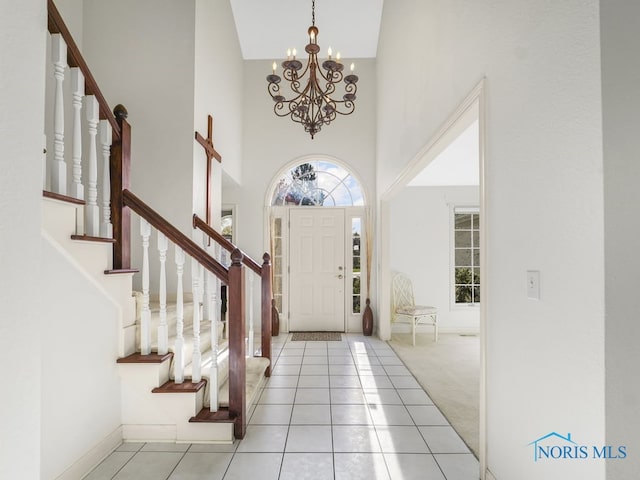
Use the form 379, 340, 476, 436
391, 272, 438, 345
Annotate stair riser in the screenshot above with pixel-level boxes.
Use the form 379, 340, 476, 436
42, 198, 80, 240
122, 423, 233, 444
119, 361, 234, 443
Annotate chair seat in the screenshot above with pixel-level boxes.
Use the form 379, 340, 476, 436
397, 305, 437, 316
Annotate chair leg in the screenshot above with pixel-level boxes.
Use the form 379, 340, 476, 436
412, 319, 416, 346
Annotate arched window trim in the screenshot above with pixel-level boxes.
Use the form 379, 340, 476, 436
266, 156, 367, 207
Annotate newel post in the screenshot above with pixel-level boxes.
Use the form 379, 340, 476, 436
111, 104, 131, 269
228, 248, 246, 439
261, 253, 272, 377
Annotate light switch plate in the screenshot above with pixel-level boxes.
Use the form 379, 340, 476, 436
527, 270, 540, 300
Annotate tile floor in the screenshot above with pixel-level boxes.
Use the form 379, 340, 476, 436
84, 334, 479, 480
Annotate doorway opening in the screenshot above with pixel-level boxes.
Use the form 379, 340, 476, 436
379, 79, 487, 474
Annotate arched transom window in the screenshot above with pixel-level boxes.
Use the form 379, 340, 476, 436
271, 160, 364, 207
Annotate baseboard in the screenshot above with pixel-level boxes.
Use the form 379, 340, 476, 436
122, 424, 177, 442
55, 426, 122, 480
391, 324, 479, 336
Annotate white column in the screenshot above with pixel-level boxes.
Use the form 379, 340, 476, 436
50, 34, 67, 195
157, 232, 169, 355
85, 95, 99, 236
70, 68, 84, 200
99, 120, 112, 238
140, 219, 151, 355
248, 274, 255, 357
174, 246, 186, 383
191, 258, 202, 382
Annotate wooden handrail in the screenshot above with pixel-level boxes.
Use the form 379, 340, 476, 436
192, 214, 262, 276
47, 0, 120, 139
123, 190, 229, 284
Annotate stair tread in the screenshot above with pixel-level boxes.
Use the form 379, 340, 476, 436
189, 407, 234, 423
117, 352, 173, 364
43, 190, 85, 205
152, 380, 206, 393
105, 268, 140, 275
71, 234, 116, 244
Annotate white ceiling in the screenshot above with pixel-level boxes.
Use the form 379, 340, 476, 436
408, 119, 480, 187
229, 0, 384, 60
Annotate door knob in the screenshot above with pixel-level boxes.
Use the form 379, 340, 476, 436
337, 274, 343, 279
338, 266, 343, 270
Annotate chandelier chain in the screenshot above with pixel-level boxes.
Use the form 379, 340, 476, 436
312, 0, 315, 26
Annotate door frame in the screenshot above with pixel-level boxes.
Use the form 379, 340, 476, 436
266, 205, 368, 334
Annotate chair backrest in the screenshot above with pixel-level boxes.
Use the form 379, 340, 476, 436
391, 273, 416, 311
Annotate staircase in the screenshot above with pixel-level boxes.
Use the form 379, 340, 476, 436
41, 0, 272, 446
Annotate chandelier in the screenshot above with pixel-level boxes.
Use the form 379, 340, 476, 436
266, 0, 359, 139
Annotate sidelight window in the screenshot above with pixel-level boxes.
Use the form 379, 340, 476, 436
453, 207, 480, 305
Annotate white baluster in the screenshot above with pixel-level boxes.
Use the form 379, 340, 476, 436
202, 239, 211, 322
191, 258, 202, 382
85, 96, 99, 236
70, 68, 84, 199
174, 246, 186, 383
140, 219, 151, 355
51, 34, 67, 195
209, 243, 220, 411
248, 274, 255, 357
99, 120, 112, 238
157, 232, 169, 355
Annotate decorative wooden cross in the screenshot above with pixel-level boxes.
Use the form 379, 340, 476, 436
195, 115, 222, 230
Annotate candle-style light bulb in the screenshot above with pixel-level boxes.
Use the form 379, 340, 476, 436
336, 52, 341, 62
287, 48, 291, 60
328, 47, 332, 59
292, 48, 297, 59
350, 63, 355, 72
272, 61, 277, 74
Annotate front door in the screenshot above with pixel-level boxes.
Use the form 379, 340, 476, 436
289, 208, 345, 331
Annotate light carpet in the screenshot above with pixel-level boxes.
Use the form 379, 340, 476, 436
389, 332, 480, 458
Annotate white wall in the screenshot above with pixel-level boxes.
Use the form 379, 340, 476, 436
193, 0, 244, 229
390, 186, 479, 332
601, 1, 640, 477
40, 240, 122, 479
54, 0, 83, 46
83, 0, 196, 234
0, 0, 46, 478
378, 1, 605, 479
194, 0, 244, 193
83, 0, 244, 294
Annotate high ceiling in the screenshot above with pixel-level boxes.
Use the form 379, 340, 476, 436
408, 120, 480, 187
229, 0, 384, 60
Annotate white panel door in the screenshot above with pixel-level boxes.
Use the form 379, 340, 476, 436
289, 208, 345, 331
